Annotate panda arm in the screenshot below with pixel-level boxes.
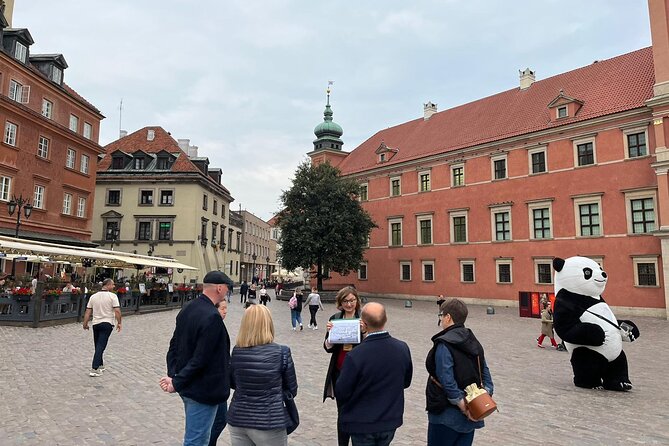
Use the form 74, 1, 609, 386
553, 295, 605, 346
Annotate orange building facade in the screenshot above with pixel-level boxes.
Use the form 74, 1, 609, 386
310, 1, 669, 318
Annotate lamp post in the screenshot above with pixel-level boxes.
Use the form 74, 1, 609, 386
252, 252, 257, 282
147, 242, 157, 256
7, 195, 33, 279
265, 256, 270, 281
107, 226, 120, 251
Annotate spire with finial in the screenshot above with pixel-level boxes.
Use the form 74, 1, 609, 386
313, 81, 344, 151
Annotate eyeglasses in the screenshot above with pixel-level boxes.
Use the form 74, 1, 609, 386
438, 312, 448, 318
342, 299, 357, 305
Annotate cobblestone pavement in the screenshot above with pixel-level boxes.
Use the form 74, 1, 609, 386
1, 295, 668, 445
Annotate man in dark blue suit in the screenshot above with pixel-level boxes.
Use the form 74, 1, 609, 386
160, 271, 233, 446
336, 302, 413, 446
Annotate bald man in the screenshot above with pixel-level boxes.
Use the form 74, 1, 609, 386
335, 302, 413, 446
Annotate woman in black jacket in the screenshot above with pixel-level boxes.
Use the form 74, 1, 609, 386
323, 286, 363, 446
227, 304, 298, 445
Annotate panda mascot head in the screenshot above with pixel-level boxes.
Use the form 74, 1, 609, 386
552, 256, 638, 391
553, 256, 607, 299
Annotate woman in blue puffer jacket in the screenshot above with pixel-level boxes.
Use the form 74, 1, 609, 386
227, 304, 298, 445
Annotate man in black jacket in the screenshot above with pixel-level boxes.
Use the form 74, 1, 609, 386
160, 271, 232, 446
335, 302, 413, 446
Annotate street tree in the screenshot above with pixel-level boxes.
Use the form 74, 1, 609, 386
277, 161, 376, 291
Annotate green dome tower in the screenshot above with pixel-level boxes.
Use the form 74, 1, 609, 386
313, 86, 344, 151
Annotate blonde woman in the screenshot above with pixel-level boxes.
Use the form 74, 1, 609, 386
227, 305, 298, 445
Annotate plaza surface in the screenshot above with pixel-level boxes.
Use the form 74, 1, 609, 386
1, 295, 668, 446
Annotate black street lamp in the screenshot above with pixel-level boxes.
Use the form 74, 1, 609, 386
107, 226, 120, 250
252, 252, 257, 281
265, 256, 270, 281
7, 195, 33, 279
147, 242, 157, 256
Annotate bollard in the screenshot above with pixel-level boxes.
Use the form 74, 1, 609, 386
486, 306, 495, 315
405, 300, 413, 308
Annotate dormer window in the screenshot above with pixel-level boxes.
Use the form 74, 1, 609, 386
134, 157, 145, 169
51, 66, 62, 84
14, 42, 27, 63
380, 153, 386, 162
557, 106, 567, 118
112, 156, 125, 169
548, 89, 583, 123
375, 141, 399, 164
156, 156, 171, 170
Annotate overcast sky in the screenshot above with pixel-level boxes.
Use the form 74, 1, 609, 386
15, 1, 651, 221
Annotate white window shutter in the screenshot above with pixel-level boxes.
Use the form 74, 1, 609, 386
20, 85, 30, 104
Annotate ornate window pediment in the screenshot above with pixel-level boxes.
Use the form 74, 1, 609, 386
547, 89, 584, 121
375, 141, 399, 163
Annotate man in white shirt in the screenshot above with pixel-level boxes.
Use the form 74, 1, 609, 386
83, 278, 122, 377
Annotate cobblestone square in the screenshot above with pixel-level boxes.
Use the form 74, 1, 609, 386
1, 296, 668, 445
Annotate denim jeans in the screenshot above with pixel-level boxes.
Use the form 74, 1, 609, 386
308, 305, 319, 327
91, 322, 113, 370
208, 402, 227, 446
290, 309, 303, 328
181, 396, 219, 446
228, 426, 287, 446
427, 423, 475, 446
350, 430, 396, 446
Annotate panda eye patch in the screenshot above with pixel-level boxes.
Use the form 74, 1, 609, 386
583, 268, 593, 280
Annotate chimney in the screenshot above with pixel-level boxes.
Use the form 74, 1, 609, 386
188, 145, 199, 157
519, 68, 535, 89
423, 102, 437, 120
649, 0, 669, 96
177, 138, 190, 153
119, 129, 128, 138
147, 129, 155, 141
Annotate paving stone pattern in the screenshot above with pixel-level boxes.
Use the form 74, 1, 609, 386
1, 296, 668, 445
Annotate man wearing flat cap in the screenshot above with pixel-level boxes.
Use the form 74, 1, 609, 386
160, 270, 233, 446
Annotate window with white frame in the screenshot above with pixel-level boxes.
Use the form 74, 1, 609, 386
557, 106, 568, 118
528, 147, 547, 174
14, 42, 27, 63
83, 122, 92, 139
33, 184, 45, 209
77, 197, 86, 218
390, 176, 401, 197
51, 66, 62, 84
528, 201, 553, 239
69, 115, 79, 132
80, 154, 89, 174
573, 137, 596, 167
491, 206, 512, 241
496, 259, 512, 283
107, 189, 121, 205
0, 176, 11, 201
535, 260, 553, 284
573, 195, 602, 237
37, 136, 49, 158
460, 260, 475, 283
62, 193, 72, 215
450, 210, 468, 243
633, 256, 658, 287
422, 260, 435, 281
419, 170, 431, 192
451, 164, 465, 187
41, 99, 53, 119
625, 190, 657, 234
9, 79, 23, 102
358, 262, 368, 280
400, 261, 411, 281
491, 154, 507, 180
4, 121, 17, 146
388, 218, 402, 247
66, 148, 76, 169
359, 183, 368, 201
623, 127, 648, 159
417, 215, 433, 245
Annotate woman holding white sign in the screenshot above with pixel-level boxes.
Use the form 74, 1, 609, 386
323, 286, 364, 446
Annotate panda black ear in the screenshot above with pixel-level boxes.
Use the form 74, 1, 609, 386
553, 257, 565, 272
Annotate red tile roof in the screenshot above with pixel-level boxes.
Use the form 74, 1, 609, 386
338, 47, 655, 175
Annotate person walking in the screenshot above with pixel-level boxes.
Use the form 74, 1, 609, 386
160, 271, 233, 446
426, 298, 494, 446
259, 285, 270, 305
537, 301, 559, 349
82, 278, 122, 377
436, 294, 446, 326
240, 281, 248, 304
335, 302, 413, 446
247, 283, 257, 306
227, 304, 298, 446
324, 286, 363, 446
289, 289, 304, 331
305, 286, 324, 329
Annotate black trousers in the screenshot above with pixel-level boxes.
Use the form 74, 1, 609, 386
92, 322, 113, 370
308, 305, 319, 327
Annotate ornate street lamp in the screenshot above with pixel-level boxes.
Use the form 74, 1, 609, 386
252, 252, 257, 281
7, 195, 33, 279
266, 256, 270, 281
147, 242, 157, 256
107, 226, 120, 251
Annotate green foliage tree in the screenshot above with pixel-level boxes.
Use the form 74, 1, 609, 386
277, 161, 376, 291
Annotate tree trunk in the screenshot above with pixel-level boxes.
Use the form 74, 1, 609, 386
316, 259, 323, 291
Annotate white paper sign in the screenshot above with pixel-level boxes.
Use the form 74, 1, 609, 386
168, 283, 174, 293
328, 319, 361, 344
139, 283, 146, 294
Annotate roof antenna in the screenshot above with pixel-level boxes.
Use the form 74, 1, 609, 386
119, 98, 123, 138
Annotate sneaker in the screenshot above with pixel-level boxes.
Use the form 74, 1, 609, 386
98, 365, 106, 372
300, 324, 303, 331
308, 324, 313, 329
292, 327, 296, 331
313, 326, 318, 330
89, 369, 103, 377
537, 344, 545, 349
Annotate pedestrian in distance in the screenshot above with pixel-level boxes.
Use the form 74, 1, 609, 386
160, 271, 233, 446
289, 289, 304, 331
240, 281, 249, 304
82, 278, 122, 377
426, 298, 494, 446
226, 283, 233, 303
305, 286, 324, 329
248, 283, 257, 305
335, 302, 413, 446
436, 294, 446, 326
537, 301, 559, 349
324, 286, 364, 446
227, 304, 298, 446
260, 285, 270, 305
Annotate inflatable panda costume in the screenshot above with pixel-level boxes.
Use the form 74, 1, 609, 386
552, 256, 640, 391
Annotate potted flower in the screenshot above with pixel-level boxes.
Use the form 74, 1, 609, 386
43, 289, 62, 301
13, 287, 32, 302
117, 286, 128, 295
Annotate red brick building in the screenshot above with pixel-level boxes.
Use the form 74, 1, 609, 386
310, 2, 669, 318
0, 6, 104, 275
